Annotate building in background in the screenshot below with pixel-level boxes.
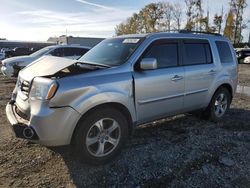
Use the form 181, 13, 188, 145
47, 35, 104, 47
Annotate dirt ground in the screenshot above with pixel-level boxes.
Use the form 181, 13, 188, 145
0, 64, 250, 187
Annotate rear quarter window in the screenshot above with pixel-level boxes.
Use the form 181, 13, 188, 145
215, 41, 234, 63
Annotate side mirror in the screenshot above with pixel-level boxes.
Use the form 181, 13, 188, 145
140, 58, 157, 70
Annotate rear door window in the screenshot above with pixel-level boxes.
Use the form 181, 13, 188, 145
215, 41, 234, 63
183, 40, 212, 65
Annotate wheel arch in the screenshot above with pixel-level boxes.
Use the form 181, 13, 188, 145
214, 83, 233, 103
71, 102, 135, 144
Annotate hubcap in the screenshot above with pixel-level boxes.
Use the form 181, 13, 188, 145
86, 118, 121, 157
214, 93, 228, 117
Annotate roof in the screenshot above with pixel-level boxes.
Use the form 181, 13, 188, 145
113, 30, 226, 41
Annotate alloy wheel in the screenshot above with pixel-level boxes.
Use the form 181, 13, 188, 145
86, 118, 121, 157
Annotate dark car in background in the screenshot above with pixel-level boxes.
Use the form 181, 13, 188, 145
5, 47, 32, 58
236, 48, 250, 63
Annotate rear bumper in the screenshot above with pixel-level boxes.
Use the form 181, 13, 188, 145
6, 101, 81, 146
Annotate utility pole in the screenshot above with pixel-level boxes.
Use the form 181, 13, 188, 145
206, 0, 209, 32
218, 6, 224, 34
207, 0, 209, 31
66, 28, 68, 45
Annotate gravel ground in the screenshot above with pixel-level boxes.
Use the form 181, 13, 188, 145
0, 64, 250, 187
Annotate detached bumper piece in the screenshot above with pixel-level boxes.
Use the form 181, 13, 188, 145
6, 102, 39, 140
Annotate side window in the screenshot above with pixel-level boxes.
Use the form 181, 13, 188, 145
71, 48, 89, 56
143, 43, 178, 68
215, 41, 233, 63
183, 42, 212, 65
78, 48, 89, 56
63, 48, 75, 56
50, 48, 65, 57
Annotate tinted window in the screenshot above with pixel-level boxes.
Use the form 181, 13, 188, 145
53, 48, 88, 57
215, 41, 233, 63
183, 42, 212, 65
50, 48, 65, 57
144, 43, 178, 68
71, 48, 89, 56
64, 48, 77, 56
205, 44, 212, 63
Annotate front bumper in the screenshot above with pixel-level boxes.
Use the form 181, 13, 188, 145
6, 101, 81, 146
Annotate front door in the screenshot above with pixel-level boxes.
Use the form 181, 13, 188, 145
133, 39, 185, 123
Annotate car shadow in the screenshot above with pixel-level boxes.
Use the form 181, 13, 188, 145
49, 107, 250, 187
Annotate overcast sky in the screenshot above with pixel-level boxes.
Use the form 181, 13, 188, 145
0, 0, 249, 42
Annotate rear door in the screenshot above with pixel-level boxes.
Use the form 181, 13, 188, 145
182, 39, 217, 111
133, 39, 185, 123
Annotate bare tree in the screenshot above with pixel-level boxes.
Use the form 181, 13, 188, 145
161, 2, 174, 31
172, 3, 182, 31
185, 0, 196, 30
213, 7, 224, 34
231, 0, 248, 44
115, 0, 248, 40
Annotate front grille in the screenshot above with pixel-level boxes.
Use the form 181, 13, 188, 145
20, 80, 30, 97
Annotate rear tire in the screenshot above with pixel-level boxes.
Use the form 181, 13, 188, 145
72, 107, 129, 165
203, 87, 231, 122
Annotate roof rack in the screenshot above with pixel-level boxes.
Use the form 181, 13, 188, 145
179, 30, 222, 36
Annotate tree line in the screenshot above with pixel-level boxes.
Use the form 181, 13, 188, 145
115, 0, 249, 44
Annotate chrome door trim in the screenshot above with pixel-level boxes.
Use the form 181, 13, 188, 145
137, 88, 208, 104
185, 88, 208, 96
138, 93, 184, 104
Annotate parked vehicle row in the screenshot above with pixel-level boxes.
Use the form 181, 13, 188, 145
5, 31, 238, 164
1, 45, 90, 77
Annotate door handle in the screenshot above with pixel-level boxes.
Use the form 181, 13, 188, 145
171, 75, 183, 81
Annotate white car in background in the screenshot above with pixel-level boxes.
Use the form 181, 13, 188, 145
244, 56, 250, 64
1, 45, 90, 77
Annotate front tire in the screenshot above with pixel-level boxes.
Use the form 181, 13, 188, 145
72, 107, 129, 165
204, 87, 231, 122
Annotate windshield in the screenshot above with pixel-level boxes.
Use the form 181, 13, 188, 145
30, 46, 54, 57
79, 37, 144, 66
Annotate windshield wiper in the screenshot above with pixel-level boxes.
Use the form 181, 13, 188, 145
77, 61, 111, 68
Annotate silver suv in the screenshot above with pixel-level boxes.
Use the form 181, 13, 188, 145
6, 31, 238, 164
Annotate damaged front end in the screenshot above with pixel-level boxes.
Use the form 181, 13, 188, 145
6, 56, 106, 145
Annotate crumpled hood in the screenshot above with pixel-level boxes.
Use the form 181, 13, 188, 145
2, 55, 35, 65
19, 56, 77, 81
